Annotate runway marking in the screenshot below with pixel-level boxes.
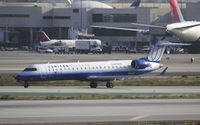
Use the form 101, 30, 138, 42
128, 114, 149, 121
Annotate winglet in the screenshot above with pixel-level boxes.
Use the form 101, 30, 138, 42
160, 67, 168, 76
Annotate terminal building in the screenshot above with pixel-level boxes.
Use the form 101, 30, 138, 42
0, 0, 200, 52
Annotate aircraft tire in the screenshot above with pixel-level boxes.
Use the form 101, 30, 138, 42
90, 82, 97, 88
24, 82, 29, 88
106, 82, 114, 88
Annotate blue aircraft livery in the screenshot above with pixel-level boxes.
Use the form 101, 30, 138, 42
131, 0, 141, 7
16, 40, 188, 88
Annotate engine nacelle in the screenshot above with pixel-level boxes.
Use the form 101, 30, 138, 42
131, 59, 149, 69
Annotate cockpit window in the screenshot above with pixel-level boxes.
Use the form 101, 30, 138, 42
23, 68, 37, 72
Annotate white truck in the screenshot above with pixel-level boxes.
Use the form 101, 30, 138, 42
75, 39, 102, 54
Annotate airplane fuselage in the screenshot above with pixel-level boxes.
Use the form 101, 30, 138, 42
40, 40, 76, 48
167, 21, 200, 42
15, 60, 161, 82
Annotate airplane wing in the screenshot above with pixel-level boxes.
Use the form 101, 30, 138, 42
87, 67, 171, 81
91, 25, 149, 33
156, 41, 191, 46
87, 75, 136, 81
131, 23, 166, 29
87, 73, 164, 81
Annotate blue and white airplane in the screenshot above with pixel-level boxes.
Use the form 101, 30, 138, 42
15, 40, 187, 88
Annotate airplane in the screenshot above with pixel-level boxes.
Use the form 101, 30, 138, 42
39, 31, 75, 48
15, 40, 188, 88
92, 0, 200, 43
39, 31, 102, 50
66, 0, 141, 8
166, 0, 200, 42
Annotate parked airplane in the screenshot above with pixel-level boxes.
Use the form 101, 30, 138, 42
66, 0, 141, 8
15, 40, 188, 88
39, 31, 102, 51
39, 31, 75, 48
166, 0, 200, 42
92, 0, 200, 42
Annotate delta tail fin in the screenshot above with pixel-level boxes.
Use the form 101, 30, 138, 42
169, 0, 185, 23
146, 40, 190, 62
131, 0, 141, 7
39, 31, 51, 42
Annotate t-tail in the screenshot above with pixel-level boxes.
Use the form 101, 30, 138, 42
39, 31, 51, 42
130, 0, 141, 7
169, 0, 185, 23
146, 40, 190, 62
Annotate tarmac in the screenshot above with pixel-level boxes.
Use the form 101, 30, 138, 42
1, 51, 200, 124
0, 99, 200, 124
0, 51, 200, 76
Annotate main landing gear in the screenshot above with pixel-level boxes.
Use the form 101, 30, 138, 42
90, 82, 98, 88
90, 81, 114, 88
24, 82, 29, 88
106, 81, 114, 88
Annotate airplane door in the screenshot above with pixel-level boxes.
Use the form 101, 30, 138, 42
40, 65, 47, 79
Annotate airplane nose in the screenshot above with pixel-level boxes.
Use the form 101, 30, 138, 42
15, 74, 21, 82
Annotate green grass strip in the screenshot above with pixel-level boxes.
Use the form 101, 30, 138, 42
1, 94, 200, 100
1, 75, 200, 86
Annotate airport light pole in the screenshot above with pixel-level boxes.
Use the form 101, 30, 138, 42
80, 0, 83, 31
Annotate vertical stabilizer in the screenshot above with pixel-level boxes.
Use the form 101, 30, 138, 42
39, 31, 51, 42
146, 40, 189, 62
169, 0, 185, 23
146, 41, 167, 62
130, 0, 141, 7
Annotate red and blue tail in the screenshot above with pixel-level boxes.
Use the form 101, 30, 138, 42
39, 31, 50, 42
169, 0, 184, 23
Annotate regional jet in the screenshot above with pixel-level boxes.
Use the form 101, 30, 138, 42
15, 40, 188, 88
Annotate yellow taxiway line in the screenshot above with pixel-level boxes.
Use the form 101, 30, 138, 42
128, 114, 149, 121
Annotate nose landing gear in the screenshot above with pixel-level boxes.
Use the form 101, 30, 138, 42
24, 82, 29, 88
